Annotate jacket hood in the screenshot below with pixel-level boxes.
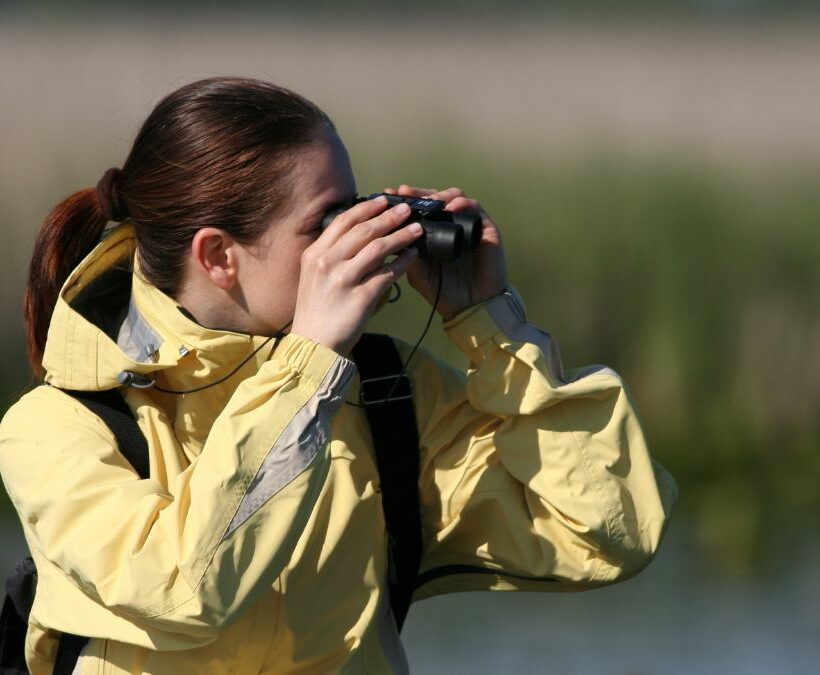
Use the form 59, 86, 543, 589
41, 223, 272, 392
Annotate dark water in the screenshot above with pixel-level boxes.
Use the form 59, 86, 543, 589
2, 519, 817, 674
401, 524, 820, 675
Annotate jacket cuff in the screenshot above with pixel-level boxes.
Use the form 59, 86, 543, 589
274, 333, 354, 388
443, 286, 528, 353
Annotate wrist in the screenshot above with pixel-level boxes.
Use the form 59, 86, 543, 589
443, 286, 525, 351
274, 333, 354, 381
289, 322, 351, 359
439, 285, 509, 322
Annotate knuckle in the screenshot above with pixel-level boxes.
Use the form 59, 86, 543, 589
313, 254, 331, 274
301, 247, 316, 265
368, 216, 390, 235
330, 268, 348, 286
334, 213, 352, 229
364, 239, 386, 258
332, 208, 352, 225
342, 202, 373, 226
361, 220, 378, 238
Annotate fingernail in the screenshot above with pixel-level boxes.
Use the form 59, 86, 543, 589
375, 195, 388, 204
408, 222, 423, 234
396, 203, 410, 215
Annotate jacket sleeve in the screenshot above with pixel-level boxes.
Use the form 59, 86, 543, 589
408, 288, 677, 600
0, 334, 354, 647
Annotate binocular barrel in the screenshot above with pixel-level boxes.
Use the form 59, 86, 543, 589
321, 193, 483, 262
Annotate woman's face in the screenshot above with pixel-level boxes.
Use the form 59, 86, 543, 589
236, 131, 356, 336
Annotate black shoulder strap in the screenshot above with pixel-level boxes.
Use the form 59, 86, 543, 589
62, 389, 150, 480
0, 387, 149, 675
0, 559, 35, 674
54, 389, 150, 673
352, 334, 422, 633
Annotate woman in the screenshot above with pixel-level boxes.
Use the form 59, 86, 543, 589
0, 77, 676, 674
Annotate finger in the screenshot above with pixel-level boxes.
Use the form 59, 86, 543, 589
333, 202, 414, 261
318, 195, 389, 248
428, 187, 466, 203
348, 221, 424, 279
360, 247, 419, 297
383, 187, 398, 195
443, 195, 481, 213
397, 185, 437, 197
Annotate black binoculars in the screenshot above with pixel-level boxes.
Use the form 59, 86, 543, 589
322, 193, 483, 261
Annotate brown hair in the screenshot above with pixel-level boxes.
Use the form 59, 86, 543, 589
25, 77, 333, 376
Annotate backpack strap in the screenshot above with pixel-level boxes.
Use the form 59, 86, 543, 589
56, 389, 150, 673
0, 387, 149, 675
61, 389, 150, 480
0, 558, 35, 675
352, 334, 422, 632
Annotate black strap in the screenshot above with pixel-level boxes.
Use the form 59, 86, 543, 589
3, 559, 36, 626
352, 334, 422, 632
6, 354, 421, 672
53, 389, 150, 673
62, 389, 150, 480
0, 387, 148, 675
0, 579, 31, 675
52, 634, 89, 675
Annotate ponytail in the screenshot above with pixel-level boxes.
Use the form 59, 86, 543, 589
24, 189, 108, 377
23, 77, 333, 378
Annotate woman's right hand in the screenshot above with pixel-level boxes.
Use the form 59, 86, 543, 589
291, 196, 423, 357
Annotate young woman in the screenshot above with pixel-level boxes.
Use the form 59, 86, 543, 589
0, 77, 676, 674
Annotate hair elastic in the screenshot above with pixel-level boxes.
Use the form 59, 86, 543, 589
96, 167, 128, 222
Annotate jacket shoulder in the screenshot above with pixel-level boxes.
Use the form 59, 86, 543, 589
0, 386, 118, 461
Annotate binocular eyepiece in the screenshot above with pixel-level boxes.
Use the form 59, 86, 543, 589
322, 193, 483, 261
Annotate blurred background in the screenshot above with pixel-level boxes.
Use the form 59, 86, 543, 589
2, 1, 819, 673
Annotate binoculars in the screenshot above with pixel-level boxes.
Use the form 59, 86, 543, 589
322, 193, 483, 261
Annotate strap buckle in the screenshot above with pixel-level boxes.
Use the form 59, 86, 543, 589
359, 373, 414, 407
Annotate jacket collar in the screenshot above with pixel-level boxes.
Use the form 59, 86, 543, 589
42, 223, 274, 393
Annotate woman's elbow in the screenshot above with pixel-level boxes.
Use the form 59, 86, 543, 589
592, 497, 675, 584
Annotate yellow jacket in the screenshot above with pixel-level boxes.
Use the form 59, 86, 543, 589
0, 225, 676, 674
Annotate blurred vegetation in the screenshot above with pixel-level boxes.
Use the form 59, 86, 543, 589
1, 126, 819, 581
360, 139, 820, 578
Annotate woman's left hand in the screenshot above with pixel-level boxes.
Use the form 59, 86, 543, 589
383, 185, 508, 320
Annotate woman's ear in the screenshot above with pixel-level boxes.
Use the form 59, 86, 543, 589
190, 228, 239, 290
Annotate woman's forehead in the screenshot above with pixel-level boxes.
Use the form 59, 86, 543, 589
291, 133, 356, 205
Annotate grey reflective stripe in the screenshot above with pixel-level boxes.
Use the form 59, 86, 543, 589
485, 289, 616, 385
226, 356, 354, 537
376, 596, 410, 674
485, 289, 567, 384
566, 363, 618, 382
117, 295, 163, 363
70, 642, 89, 675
